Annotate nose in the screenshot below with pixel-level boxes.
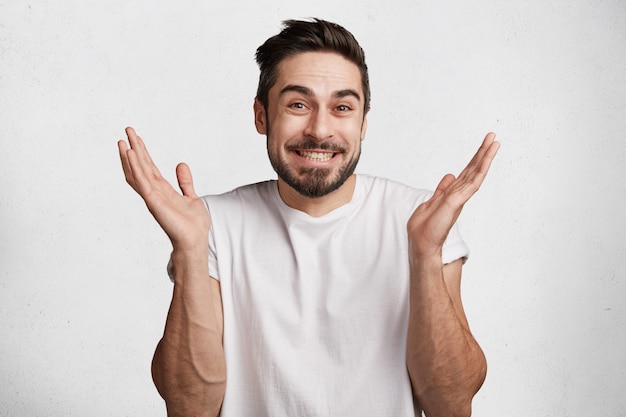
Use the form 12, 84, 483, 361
303, 109, 333, 141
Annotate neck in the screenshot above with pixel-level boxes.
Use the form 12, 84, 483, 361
277, 175, 357, 217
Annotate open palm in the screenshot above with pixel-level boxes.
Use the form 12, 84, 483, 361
407, 132, 500, 259
118, 127, 210, 251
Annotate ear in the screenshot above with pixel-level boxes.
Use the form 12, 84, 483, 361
253, 98, 267, 135
360, 112, 368, 141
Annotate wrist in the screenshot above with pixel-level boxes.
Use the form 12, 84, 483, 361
408, 241, 443, 264
409, 253, 442, 271
171, 242, 208, 259
408, 245, 444, 278
169, 246, 209, 284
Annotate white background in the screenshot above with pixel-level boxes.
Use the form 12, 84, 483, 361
1, 1, 625, 416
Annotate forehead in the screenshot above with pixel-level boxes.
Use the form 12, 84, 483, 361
272, 51, 363, 97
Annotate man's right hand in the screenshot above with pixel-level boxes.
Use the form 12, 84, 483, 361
118, 127, 210, 252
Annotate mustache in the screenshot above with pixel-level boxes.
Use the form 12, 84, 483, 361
286, 141, 346, 152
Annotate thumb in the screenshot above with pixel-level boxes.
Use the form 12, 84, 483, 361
432, 173, 456, 198
176, 163, 198, 198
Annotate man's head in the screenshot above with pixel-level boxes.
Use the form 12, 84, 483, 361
255, 19, 370, 114
253, 19, 370, 200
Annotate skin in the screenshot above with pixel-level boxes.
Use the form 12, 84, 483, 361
254, 52, 368, 217
118, 129, 225, 417
118, 50, 499, 417
406, 132, 499, 417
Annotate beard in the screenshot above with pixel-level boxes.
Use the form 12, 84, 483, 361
267, 138, 361, 199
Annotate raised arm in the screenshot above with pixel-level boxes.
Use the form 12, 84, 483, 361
406, 132, 500, 417
118, 127, 225, 417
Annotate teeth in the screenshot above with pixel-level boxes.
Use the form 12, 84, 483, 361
298, 151, 334, 162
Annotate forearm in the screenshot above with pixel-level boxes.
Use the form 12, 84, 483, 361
406, 256, 486, 417
152, 249, 226, 417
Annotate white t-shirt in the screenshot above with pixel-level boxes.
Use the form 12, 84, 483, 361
197, 174, 469, 416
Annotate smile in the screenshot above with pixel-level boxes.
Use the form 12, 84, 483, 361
296, 150, 336, 162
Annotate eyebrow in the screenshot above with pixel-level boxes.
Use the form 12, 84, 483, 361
279, 85, 362, 102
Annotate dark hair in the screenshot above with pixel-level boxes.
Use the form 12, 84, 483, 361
255, 18, 370, 112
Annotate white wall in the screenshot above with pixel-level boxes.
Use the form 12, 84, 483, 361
1, 1, 625, 416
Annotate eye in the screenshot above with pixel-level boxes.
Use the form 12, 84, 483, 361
289, 102, 306, 110
336, 104, 352, 112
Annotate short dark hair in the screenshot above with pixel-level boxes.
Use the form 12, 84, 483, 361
255, 18, 370, 113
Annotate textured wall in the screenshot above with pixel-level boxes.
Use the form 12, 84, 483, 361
1, 1, 625, 415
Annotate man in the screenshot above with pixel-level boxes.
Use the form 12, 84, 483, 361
118, 19, 499, 417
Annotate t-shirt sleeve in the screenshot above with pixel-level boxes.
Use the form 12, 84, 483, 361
165, 226, 219, 282
166, 197, 220, 282
442, 222, 470, 264
204, 196, 220, 281
207, 225, 219, 280
411, 190, 470, 265
166, 255, 174, 282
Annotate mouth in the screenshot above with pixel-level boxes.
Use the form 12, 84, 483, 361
295, 150, 336, 162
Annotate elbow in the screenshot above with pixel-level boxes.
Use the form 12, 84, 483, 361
471, 344, 488, 394
153, 364, 226, 417
448, 403, 474, 417
452, 347, 487, 417
152, 351, 227, 395
151, 343, 226, 417
420, 395, 475, 417
479, 352, 488, 386
413, 347, 487, 417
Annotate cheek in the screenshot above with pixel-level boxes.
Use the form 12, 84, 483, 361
342, 121, 366, 142
279, 114, 307, 131
271, 115, 307, 139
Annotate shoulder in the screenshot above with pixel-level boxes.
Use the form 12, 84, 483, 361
357, 174, 432, 209
201, 180, 278, 219
202, 180, 276, 205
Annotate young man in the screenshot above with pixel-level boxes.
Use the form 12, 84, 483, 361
118, 19, 499, 417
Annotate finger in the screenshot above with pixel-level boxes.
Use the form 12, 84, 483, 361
429, 173, 457, 203
176, 163, 198, 199
469, 138, 500, 182
481, 139, 500, 171
482, 131, 496, 146
462, 132, 496, 172
457, 132, 499, 182
118, 139, 130, 172
455, 139, 500, 200
125, 147, 153, 197
476, 132, 497, 157
125, 127, 163, 179
118, 139, 138, 190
